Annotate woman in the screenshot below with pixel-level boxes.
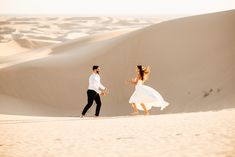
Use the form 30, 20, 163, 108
128, 65, 169, 115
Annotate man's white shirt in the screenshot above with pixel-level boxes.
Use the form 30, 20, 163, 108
88, 73, 105, 94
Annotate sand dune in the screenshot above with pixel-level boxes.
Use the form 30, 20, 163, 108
0, 16, 163, 56
0, 29, 134, 69
0, 10, 235, 116
0, 41, 29, 57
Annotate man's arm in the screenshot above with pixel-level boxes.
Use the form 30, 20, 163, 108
99, 83, 106, 91
98, 79, 108, 95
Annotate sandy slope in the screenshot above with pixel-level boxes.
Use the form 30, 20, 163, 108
0, 29, 133, 69
0, 109, 235, 157
0, 10, 235, 116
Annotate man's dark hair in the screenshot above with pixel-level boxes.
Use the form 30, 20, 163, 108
93, 65, 99, 70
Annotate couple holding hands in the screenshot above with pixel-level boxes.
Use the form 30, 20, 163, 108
81, 65, 169, 117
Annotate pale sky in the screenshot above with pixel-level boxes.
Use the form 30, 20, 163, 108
0, 0, 235, 15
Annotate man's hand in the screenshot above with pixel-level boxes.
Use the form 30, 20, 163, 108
100, 91, 106, 96
100, 88, 109, 96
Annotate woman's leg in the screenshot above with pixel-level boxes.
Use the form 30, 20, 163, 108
131, 103, 139, 114
141, 103, 149, 115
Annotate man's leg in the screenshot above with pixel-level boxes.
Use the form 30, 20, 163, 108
94, 94, 102, 116
81, 90, 95, 116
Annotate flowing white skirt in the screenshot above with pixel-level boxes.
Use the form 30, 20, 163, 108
129, 84, 169, 111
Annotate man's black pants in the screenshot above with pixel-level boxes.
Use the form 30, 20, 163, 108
81, 90, 102, 116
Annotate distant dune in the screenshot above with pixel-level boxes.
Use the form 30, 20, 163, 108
0, 10, 235, 116
0, 16, 163, 56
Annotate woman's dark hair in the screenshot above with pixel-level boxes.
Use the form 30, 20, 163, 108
137, 65, 144, 80
93, 65, 99, 70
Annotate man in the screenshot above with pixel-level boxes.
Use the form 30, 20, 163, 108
81, 65, 108, 117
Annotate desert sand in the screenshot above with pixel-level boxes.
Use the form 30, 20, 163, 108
0, 10, 235, 157
0, 109, 235, 157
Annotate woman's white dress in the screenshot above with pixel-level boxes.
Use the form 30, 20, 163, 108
129, 80, 169, 111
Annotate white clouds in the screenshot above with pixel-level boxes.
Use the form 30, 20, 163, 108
0, 0, 235, 15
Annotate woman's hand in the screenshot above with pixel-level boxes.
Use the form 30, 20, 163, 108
125, 78, 137, 85
125, 80, 132, 84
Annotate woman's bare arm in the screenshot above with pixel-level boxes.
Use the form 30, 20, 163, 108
126, 77, 138, 85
